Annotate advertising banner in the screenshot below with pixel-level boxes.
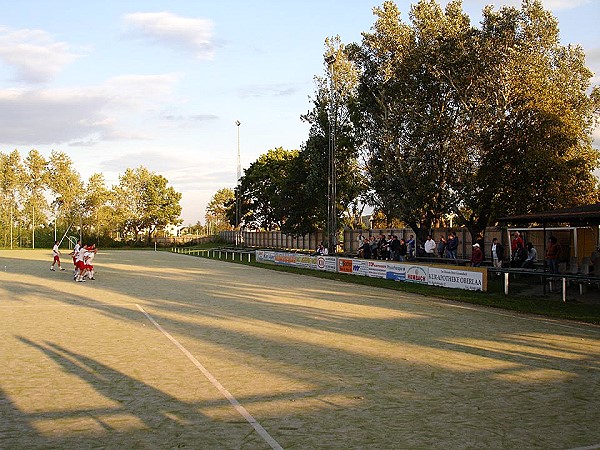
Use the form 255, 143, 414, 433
428, 267, 483, 291
351, 259, 369, 276
367, 260, 388, 279
316, 256, 337, 272
338, 258, 354, 274
385, 264, 406, 281
255, 251, 485, 292
256, 250, 276, 263
405, 265, 429, 284
274, 252, 300, 266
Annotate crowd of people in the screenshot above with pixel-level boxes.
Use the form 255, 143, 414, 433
50, 240, 98, 282
356, 233, 418, 262
353, 230, 563, 273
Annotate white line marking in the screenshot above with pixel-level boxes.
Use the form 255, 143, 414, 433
568, 444, 600, 450
136, 304, 283, 450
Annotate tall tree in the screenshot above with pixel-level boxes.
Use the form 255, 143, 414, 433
112, 166, 182, 242
82, 173, 114, 241
0, 150, 25, 247
289, 36, 366, 240
355, 0, 468, 241
451, 0, 600, 239
205, 187, 235, 233
46, 150, 84, 235
354, 0, 600, 242
23, 149, 49, 247
237, 147, 299, 231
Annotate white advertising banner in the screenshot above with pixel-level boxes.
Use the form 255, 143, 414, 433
385, 263, 406, 281
428, 267, 483, 291
367, 260, 388, 279
255, 251, 485, 292
256, 250, 276, 262
316, 256, 337, 272
404, 264, 429, 284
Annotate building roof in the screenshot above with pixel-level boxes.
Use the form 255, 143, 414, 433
498, 203, 600, 226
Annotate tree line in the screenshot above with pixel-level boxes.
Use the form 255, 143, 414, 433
0, 149, 182, 248
209, 0, 600, 246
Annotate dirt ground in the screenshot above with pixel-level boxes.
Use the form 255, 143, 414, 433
0, 249, 599, 450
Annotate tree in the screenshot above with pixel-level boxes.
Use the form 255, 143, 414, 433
46, 150, 84, 236
0, 150, 25, 247
449, 0, 600, 240
82, 173, 114, 242
205, 187, 235, 233
354, 0, 600, 242
355, 0, 469, 242
23, 149, 49, 247
237, 148, 299, 230
287, 36, 366, 241
112, 166, 182, 242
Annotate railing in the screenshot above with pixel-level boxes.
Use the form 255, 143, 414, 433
172, 246, 255, 262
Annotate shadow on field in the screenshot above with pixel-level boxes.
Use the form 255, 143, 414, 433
2, 336, 249, 449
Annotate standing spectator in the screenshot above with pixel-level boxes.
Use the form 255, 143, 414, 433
511, 241, 527, 268
407, 235, 416, 260
437, 236, 447, 258
389, 235, 400, 261
511, 231, 524, 254
522, 242, 538, 269
471, 243, 483, 267
360, 237, 372, 259
476, 232, 485, 259
546, 236, 561, 274
398, 238, 407, 262
446, 233, 458, 259
424, 235, 436, 256
491, 238, 504, 269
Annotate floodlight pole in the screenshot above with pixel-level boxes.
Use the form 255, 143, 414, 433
235, 120, 241, 246
325, 54, 337, 255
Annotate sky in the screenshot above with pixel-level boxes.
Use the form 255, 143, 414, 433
0, 0, 598, 225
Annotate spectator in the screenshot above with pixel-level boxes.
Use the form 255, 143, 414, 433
446, 233, 458, 259
522, 242, 537, 269
359, 237, 371, 259
437, 236, 447, 258
407, 235, 416, 260
424, 235, 436, 256
511, 231, 524, 254
476, 232, 485, 259
491, 238, 504, 269
511, 241, 527, 268
471, 243, 483, 267
389, 235, 400, 261
546, 236, 561, 274
398, 238, 408, 262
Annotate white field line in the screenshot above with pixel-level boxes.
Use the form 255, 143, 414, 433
136, 304, 283, 450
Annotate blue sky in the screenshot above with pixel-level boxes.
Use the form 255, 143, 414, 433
1, 0, 598, 225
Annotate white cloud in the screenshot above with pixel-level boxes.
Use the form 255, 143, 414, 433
0, 73, 182, 146
237, 83, 299, 99
0, 27, 80, 83
123, 12, 215, 59
542, 0, 591, 10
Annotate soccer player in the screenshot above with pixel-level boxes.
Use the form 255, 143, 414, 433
50, 241, 66, 271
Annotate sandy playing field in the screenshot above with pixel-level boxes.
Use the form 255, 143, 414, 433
1, 249, 599, 449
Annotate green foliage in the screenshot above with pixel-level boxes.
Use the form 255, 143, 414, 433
0, 149, 183, 247
354, 0, 599, 241
112, 166, 182, 242
237, 147, 299, 231
205, 187, 235, 233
